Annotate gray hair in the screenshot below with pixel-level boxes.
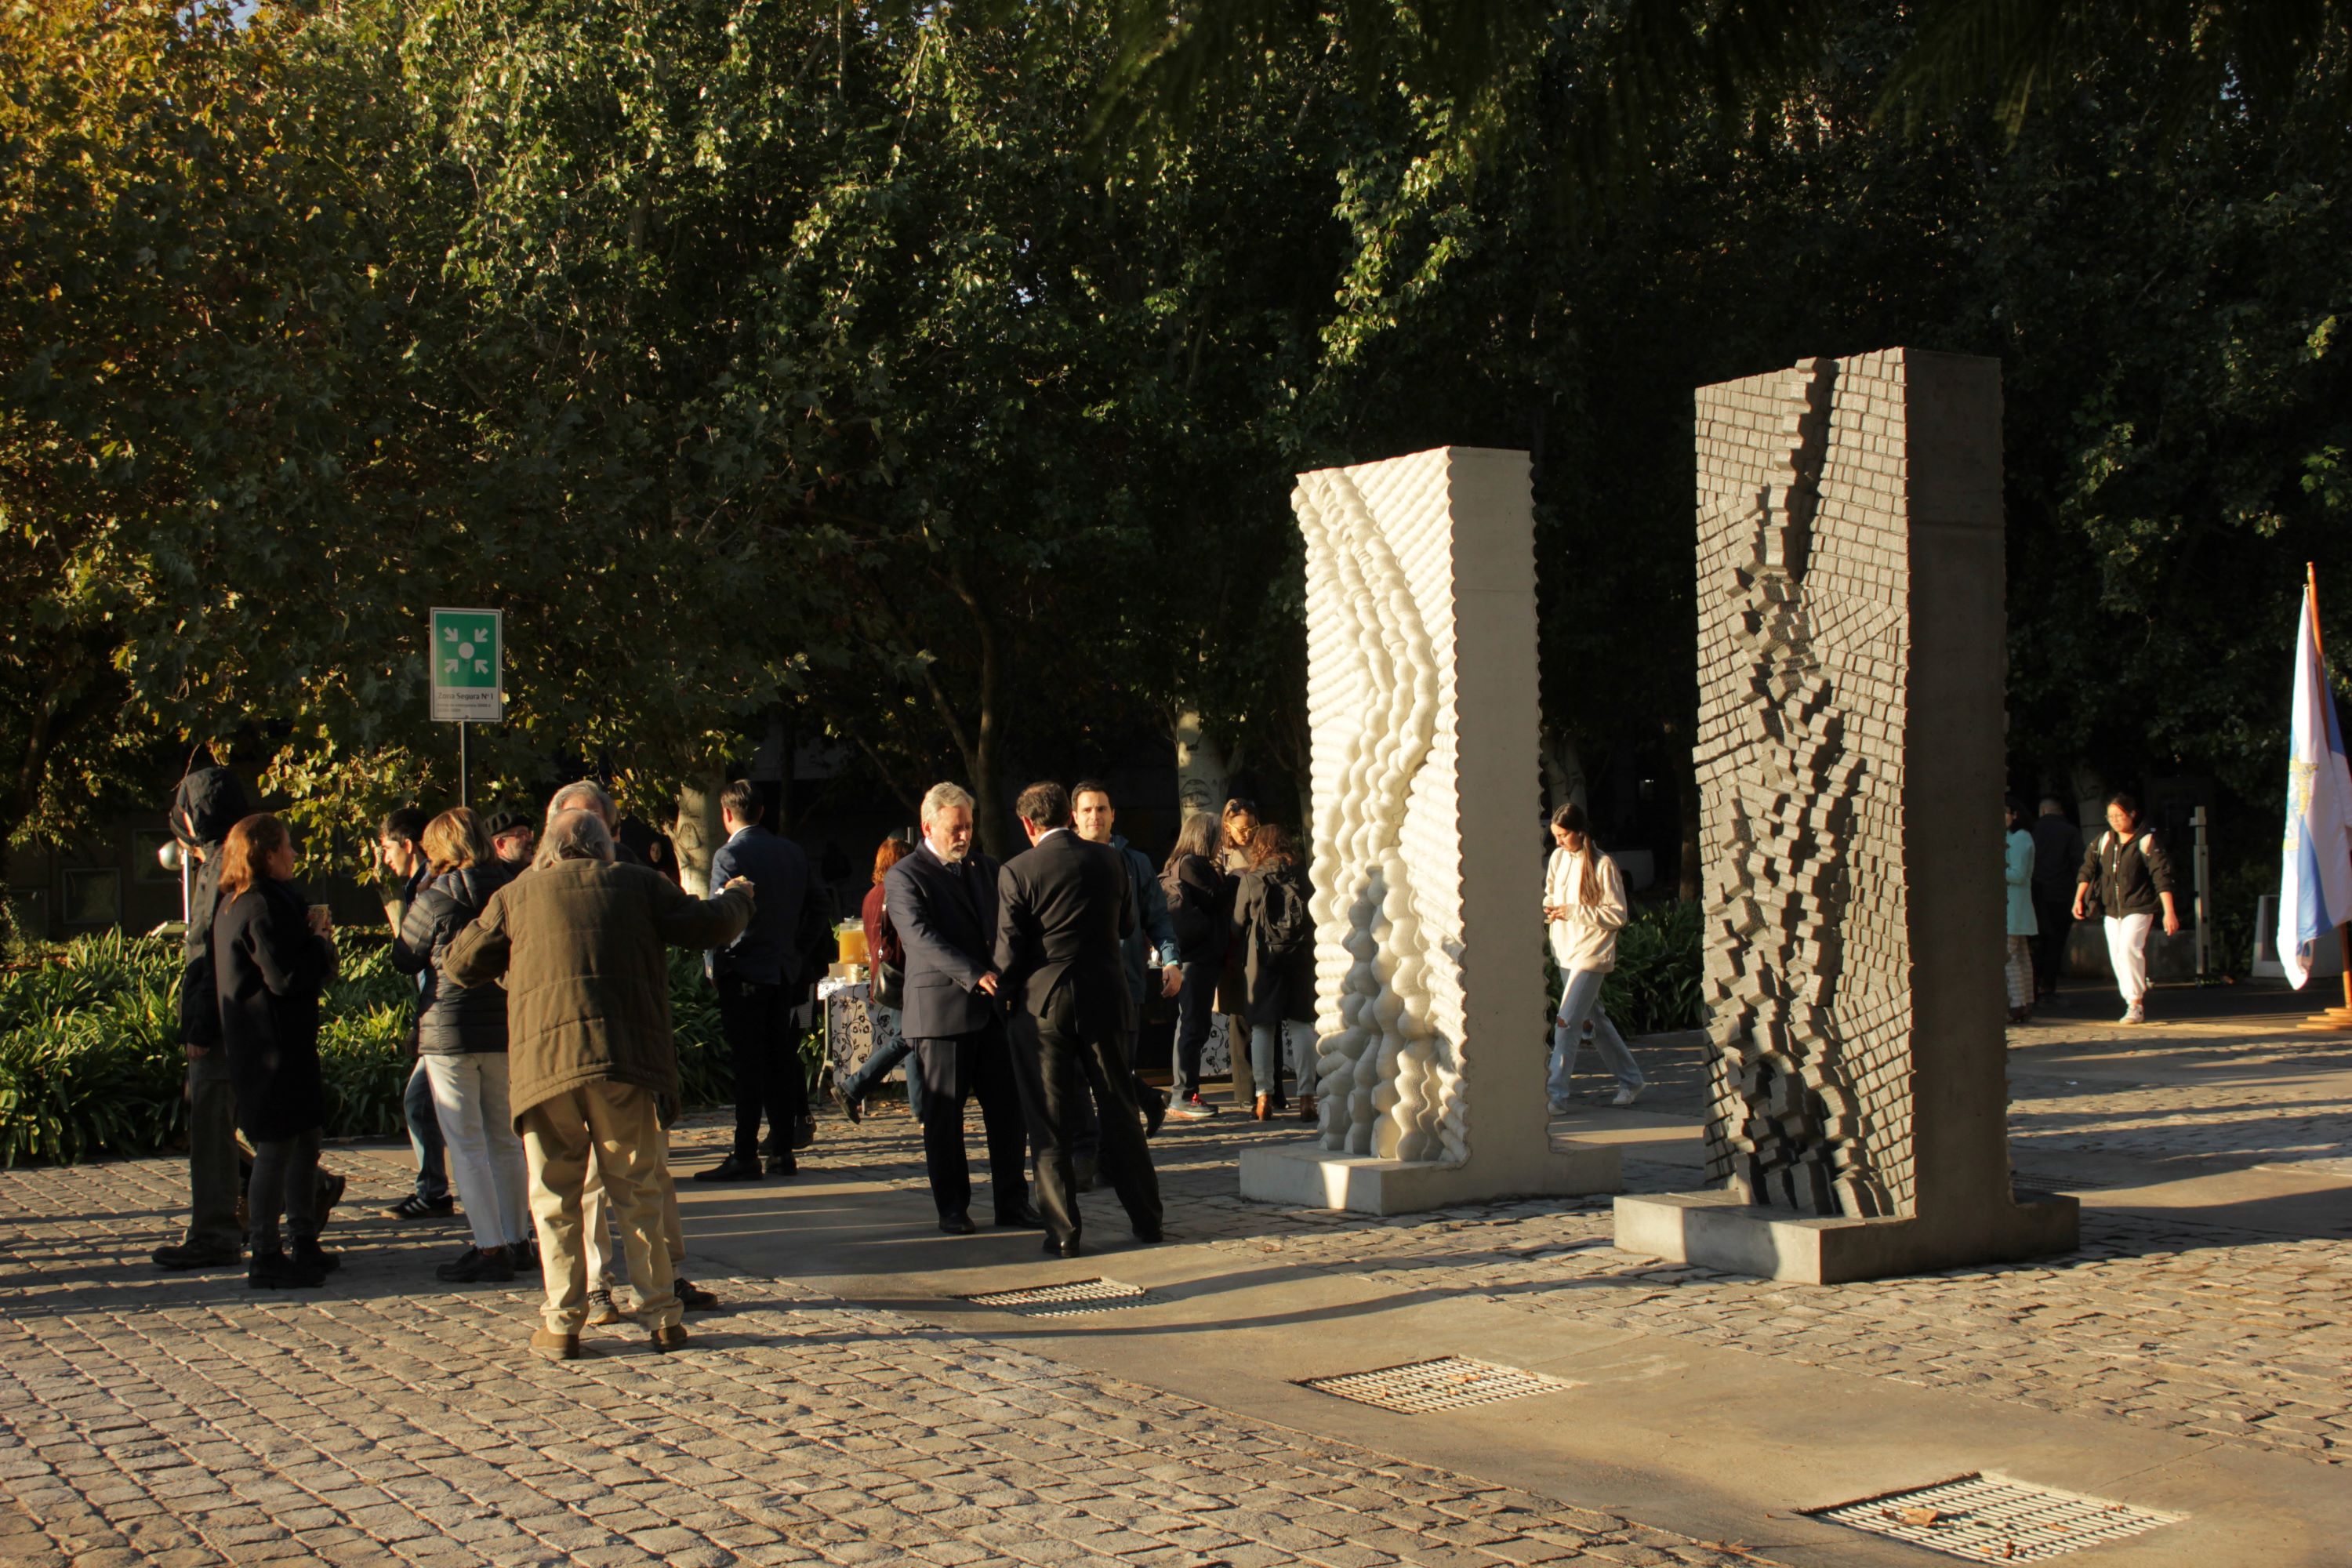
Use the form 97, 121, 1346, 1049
546, 779, 616, 827
919, 782, 975, 824
534, 808, 615, 869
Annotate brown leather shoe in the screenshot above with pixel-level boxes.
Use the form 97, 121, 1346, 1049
529, 1330, 580, 1363
650, 1323, 690, 1353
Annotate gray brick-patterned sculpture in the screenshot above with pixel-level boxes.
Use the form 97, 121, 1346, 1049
1614, 350, 2077, 1283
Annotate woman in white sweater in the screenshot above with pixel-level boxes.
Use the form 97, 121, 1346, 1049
1544, 804, 1645, 1111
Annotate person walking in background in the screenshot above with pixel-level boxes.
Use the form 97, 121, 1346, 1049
1159, 814, 1226, 1121
154, 763, 261, 1272
1229, 823, 1316, 1122
995, 782, 1160, 1258
1544, 803, 1643, 1112
2004, 798, 2038, 1025
377, 808, 452, 1224
888, 784, 1036, 1235
393, 808, 531, 1284
1214, 797, 1261, 1108
1072, 780, 1176, 1150
213, 814, 340, 1289
836, 835, 921, 1123
695, 781, 811, 1182
2029, 797, 2083, 1004
446, 809, 753, 1361
2074, 793, 2183, 1025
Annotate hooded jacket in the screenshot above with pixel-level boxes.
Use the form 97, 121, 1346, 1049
392, 860, 517, 1054
171, 765, 256, 1047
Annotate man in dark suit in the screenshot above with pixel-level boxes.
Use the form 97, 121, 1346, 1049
695, 779, 812, 1181
887, 782, 1039, 1234
994, 780, 1163, 1257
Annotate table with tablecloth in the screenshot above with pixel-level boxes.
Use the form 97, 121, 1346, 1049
817, 975, 906, 1089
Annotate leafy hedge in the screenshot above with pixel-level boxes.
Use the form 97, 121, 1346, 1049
0, 931, 753, 1167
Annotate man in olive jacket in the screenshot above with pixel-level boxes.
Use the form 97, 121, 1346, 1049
446, 809, 753, 1360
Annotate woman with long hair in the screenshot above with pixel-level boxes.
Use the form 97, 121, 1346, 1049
1214, 797, 1260, 1104
1543, 803, 1644, 1112
212, 813, 340, 1287
394, 807, 532, 1284
1160, 812, 1227, 1120
836, 834, 922, 1122
1229, 823, 1317, 1121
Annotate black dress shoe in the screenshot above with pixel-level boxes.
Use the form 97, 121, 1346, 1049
1043, 1237, 1082, 1259
831, 1065, 863, 1123
1142, 1087, 1167, 1139
292, 1239, 342, 1274
768, 1152, 797, 1176
436, 1243, 514, 1283
1131, 1224, 1164, 1245
153, 1240, 241, 1271
994, 1202, 1044, 1229
938, 1211, 977, 1236
693, 1154, 765, 1182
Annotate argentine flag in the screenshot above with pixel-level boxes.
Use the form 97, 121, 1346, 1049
2277, 583, 2352, 988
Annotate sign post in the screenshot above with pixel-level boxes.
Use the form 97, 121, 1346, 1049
428, 608, 503, 805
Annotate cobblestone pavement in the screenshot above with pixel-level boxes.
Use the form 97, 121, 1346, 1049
3, 988, 2347, 1564
0, 1155, 1773, 1568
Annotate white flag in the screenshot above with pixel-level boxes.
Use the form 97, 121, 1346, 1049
2277, 583, 2352, 987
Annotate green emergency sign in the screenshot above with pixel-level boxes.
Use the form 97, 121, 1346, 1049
429, 608, 503, 722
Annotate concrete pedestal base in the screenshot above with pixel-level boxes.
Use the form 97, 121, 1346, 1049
1612, 1188, 2081, 1285
1240, 1141, 1621, 1217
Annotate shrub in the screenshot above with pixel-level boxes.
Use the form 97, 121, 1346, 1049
0, 929, 772, 1166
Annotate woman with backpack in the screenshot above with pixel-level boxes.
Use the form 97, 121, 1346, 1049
212, 813, 341, 1288
393, 808, 529, 1285
1230, 823, 1317, 1122
1159, 813, 1227, 1120
2071, 793, 2182, 1025
1544, 803, 1644, 1112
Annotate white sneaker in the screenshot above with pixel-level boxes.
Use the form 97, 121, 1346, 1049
2120, 1005, 2145, 1025
1546, 1099, 1574, 1117
1610, 1084, 1646, 1108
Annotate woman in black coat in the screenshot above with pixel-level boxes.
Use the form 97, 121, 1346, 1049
1159, 813, 1227, 1120
1228, 823, 1316, 1123
392, 808, 528, 1285
212, 813, 339, 1288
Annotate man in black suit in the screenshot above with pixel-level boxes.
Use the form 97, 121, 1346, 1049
994, 780, 1163, 1257
695, 779, 812, 1181
887, 782, 1039, 1235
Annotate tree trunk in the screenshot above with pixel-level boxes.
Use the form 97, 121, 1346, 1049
1540, 729, 1587, 818
1173, 710, 1227, 822
672, 770, 724, 896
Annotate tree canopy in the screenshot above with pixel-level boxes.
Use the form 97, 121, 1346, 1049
2, 0, 2345, 896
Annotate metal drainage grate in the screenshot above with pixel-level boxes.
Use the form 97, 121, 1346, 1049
961, 1278, 1151, 1317
1298, 1356, 1577, 1414
1807, 1473, 2183, 1563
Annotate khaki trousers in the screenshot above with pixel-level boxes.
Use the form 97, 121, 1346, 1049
582, 1130, 686, 1293
520, 1081, 681, 1333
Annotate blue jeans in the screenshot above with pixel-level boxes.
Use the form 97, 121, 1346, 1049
841, 1026, 926, 1122
1169, 959, 1220, 1099
405, 1057, 448, 1201
1545, 970, 1642, 1100
1249, 1022, 1311, 1097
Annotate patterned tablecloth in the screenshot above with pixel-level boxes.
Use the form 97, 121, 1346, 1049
818, 976, 905, 1084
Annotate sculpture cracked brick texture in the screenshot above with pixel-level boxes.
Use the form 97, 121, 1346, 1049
1615, 347, 2076, 1281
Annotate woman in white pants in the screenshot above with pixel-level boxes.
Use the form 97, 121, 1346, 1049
1544, 804, 1643, 1111
394, 809, 532, 1282
2071, 793, 2182, 1025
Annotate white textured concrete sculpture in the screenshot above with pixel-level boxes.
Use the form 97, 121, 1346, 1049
1613, 349, 2078, 1283
1239, 447, 1618, 1214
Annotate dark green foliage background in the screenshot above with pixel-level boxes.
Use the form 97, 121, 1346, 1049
0, 934, 747, 1167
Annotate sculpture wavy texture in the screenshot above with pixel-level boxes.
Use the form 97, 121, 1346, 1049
1293, 466, 1462, 1162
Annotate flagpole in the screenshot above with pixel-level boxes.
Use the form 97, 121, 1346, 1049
2299, 562, 2352, 1029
